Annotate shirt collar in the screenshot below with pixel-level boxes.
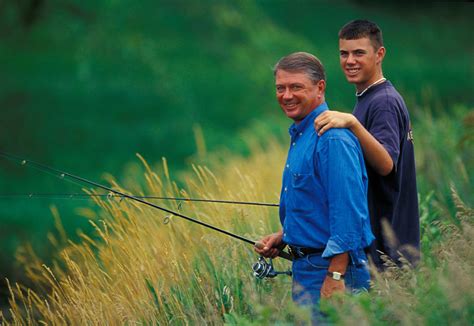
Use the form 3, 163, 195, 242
356, 80, 390, 99
289, 102, 328, 137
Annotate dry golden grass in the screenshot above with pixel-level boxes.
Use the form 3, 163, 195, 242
1, 139, 305, 325
1, 135, 473, 325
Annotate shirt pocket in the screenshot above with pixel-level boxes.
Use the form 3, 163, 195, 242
289, 173, 317, 215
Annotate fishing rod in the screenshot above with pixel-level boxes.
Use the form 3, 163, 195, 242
0, 193, 279, 207
0, 151, 293, 277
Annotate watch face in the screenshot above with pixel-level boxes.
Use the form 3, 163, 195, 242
328, 271, 343, 280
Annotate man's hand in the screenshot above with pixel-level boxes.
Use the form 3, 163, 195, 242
314, 111, 357, 136
321, 276, 346, 299
254, 231, 283, 258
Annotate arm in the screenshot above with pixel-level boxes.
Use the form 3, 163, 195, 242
317, 134, 369, 298
321, 253, 349, 299
314, 111, 393, 176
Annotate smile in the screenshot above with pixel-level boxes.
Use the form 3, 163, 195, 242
346, 67, 361, 75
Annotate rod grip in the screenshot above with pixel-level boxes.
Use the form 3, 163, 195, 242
254, 241, 293, 261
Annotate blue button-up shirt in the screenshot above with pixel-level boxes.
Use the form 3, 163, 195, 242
280, 102, 374, 263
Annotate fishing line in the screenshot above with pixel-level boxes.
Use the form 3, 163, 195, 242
0, 151, 292, 261
0, 193, 279, 207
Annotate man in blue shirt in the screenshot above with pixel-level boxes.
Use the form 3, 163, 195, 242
255, 52, 374, 309
314, 20, 420, 269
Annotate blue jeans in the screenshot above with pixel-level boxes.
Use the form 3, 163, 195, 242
292, 252, 370, 321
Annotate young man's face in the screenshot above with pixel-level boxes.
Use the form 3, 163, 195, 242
339, 37, 385, 91
275, 70, 324, 124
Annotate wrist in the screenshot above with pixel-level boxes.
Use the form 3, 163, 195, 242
327, 271, 345, 281
348, 115, 360, 131
328, 252, 349, 274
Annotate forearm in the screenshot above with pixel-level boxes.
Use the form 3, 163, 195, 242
321, 252, 349, 298
351, 120, 393, 176
328, 252, 349, 274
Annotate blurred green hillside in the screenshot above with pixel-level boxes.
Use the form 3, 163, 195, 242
0, 0, 473, 307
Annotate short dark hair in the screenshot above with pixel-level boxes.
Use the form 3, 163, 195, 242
273, 52, 326, 84
339, 19, 383, 49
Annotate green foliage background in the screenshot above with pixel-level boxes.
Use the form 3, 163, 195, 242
0, 0, 472, 313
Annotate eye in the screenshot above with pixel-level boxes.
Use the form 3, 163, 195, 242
291, 85, 303, 91
276, 86, 285, 93
340, 51, 348, 58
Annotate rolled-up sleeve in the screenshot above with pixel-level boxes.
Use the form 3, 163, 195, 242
316, 134, 368, 259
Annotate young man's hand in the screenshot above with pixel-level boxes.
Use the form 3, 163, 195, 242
314, 111, 357, 136
254, 231, 283, 258
315, 110, 394, 175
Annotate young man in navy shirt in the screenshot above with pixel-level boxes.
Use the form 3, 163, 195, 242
314, 20, 420, 268
255, 52, 374, 315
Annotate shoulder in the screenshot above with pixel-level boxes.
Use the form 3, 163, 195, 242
318, 128, 360, 149
369, 83, 406, 112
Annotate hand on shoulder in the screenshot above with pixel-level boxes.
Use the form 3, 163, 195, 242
314, 111, 357, 136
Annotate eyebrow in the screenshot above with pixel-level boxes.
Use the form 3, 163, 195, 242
339, 49, 367, 53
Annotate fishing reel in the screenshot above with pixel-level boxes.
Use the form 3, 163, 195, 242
252, 256, 292, 279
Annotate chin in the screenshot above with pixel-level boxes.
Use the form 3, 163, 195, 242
345, 75, 359, 84
285, 112, 300, 121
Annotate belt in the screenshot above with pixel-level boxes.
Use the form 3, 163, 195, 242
288, 245, 325, 259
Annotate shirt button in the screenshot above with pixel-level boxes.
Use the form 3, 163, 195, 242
286, 164, 289, 168
284, 187, 287, 192
292, 142, 296, 146
299, 132, 303, 136
283, 233, 287, 237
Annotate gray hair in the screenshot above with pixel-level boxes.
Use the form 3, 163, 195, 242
273, 52, 326, 83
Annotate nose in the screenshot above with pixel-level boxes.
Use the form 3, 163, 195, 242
282, 88, 293, 100
346, 53, 356, 65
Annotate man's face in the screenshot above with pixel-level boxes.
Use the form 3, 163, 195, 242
275, 70, 323, 123
339, 37, 385, 91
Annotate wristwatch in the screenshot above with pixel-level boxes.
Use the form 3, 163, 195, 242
327, 271, 345, 281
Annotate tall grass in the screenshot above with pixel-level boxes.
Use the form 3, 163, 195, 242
1, 107, 473, 325
1, 139, 306, 324
321, 188, 473, 326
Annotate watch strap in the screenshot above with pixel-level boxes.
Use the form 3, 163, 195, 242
327, 271, 345, 280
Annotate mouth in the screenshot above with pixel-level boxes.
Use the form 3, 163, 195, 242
345, 67, 361, 76
282, 101, 299, 111
283, 102, 298, 110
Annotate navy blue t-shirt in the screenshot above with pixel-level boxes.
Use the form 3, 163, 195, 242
353, 80, 420, 267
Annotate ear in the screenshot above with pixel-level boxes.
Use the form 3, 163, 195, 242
376, 46, 386, 64
317, 79, 326, 93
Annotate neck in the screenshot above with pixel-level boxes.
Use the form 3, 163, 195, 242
294, 99, 325, 125
356, 75, 386, 97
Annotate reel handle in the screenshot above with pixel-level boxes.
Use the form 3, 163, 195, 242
254, 241, 293, 261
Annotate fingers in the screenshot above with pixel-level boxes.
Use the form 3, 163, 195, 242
314, 112, 329, 131
314, 114, 332, 134
314, 118, 332, 135
314, 111, 355, 135
317, 122, 332, 136
269, 247, 280, 258
254, 239, 271, 256
254, 241, 269, 255
254, 235, 281, 258
255, 247, 279, 258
